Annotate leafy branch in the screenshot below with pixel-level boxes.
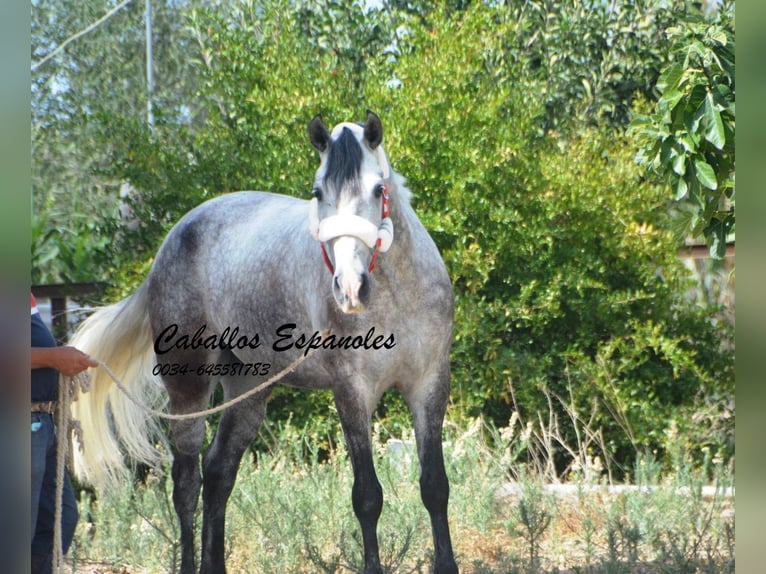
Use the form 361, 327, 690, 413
629, 1, 735, 258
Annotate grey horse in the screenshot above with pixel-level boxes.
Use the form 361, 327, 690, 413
71, 111, 459, 574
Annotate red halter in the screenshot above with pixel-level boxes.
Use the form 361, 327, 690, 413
320, 184, 389, 275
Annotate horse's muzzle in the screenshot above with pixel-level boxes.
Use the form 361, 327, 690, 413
333, 270, 371, 314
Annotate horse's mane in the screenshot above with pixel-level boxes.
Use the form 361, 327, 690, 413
389, 170, 413, 205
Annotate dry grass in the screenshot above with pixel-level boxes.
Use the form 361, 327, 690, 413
63, 416, 734, 574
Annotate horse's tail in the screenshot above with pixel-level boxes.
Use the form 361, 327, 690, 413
70, 283, 168, 490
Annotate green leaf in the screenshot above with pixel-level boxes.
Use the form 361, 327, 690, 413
674, 175, 688, 200
686, 84, 707, 113
688, 173, 703, 208
709, 29, 727, 47
694, 158, 718, 190
710, 234, 725, 259
672, 149, 685, 176
703, 92, 726, 150
712, 83, 733, 109
676, 134, 697, 154
707, 217, 733, 260
658, 89, 684, 114
689, 98, 706, 134
656, 63, 683, 94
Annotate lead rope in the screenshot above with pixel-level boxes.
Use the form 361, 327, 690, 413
95, 329, 330, 420
53, 370, 89, 574
51, 328, 330, 572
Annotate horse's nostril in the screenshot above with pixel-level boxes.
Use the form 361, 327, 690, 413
359, 273, 371, 301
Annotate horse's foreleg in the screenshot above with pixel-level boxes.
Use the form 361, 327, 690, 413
405, 370, 459, 574
334, 388, 384, 574
199, 388, 270, 574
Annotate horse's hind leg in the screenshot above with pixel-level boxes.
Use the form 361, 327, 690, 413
165, 378, 215, 574
199, 376, 272, 574
404, 368, 458, 574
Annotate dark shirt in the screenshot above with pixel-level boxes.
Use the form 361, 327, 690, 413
31, 297, 59, 402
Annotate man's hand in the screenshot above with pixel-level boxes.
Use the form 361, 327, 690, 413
31, 346, 98, 377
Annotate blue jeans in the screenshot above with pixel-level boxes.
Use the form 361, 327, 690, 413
31, 412, 79, 574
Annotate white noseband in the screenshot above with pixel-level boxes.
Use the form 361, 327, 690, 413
308, 198, 394, 253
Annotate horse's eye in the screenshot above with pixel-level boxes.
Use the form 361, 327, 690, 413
312, 187, 323, 201
373, 184, 385, 199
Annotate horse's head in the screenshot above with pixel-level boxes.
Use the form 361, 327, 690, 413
308, 111, 394, 314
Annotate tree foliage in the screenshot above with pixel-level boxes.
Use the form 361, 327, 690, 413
629, 0, 735, 258
496, 0, 688, 131
368, 5, 732, 470
31, 0, 734, 474
31, 0, 202, 287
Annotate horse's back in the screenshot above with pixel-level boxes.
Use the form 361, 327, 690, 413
152, 190, 307, 269
145, 191, 314, 327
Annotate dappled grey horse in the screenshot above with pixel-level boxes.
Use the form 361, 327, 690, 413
71, 111, 458, 574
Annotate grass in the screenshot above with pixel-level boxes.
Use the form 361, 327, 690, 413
63, 413, 734, 574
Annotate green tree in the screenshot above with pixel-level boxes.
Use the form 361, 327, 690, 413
367, 4, 732, 471
32, 0, 734, 474
379, 0, 686, 132
629, 1, 735, 258
499, 0, 687, 132
31, 0, 203, 287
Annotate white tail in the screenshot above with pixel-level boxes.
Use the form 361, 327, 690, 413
70, 284, 169, 490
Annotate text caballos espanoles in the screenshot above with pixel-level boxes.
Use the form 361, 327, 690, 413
153, 323, 396, 358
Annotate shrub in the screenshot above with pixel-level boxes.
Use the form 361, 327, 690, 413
53, 1, 732, 474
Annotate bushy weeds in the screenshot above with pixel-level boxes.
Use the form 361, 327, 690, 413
68, 414, 734, 573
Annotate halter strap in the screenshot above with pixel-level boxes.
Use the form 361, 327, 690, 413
309, 185, 391, 275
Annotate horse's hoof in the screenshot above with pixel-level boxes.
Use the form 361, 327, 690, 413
434, 560, 459, 574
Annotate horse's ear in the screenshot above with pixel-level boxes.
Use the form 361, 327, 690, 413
363, 110, 383, 150
309, 114, 331, 153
